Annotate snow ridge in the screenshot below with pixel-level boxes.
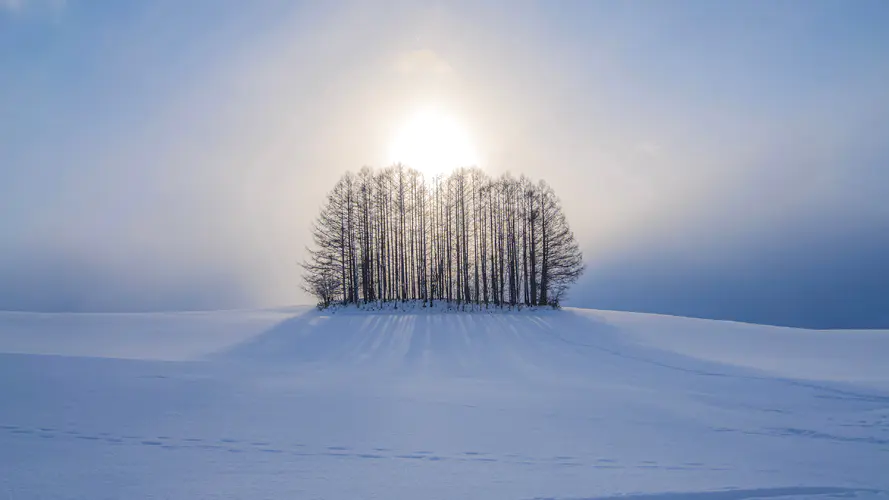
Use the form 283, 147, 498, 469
1, 307, 887, 500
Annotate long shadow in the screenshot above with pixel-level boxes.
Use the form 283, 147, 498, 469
214, 308, 619, 373
207, 307, 889, 452
214, 306, 889, 408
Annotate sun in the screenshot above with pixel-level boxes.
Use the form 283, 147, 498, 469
388, 108, 478, 177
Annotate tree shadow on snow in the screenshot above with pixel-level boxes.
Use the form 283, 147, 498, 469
213, 307, 624, 380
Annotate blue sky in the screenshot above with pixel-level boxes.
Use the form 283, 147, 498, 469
2, 0, 888, 327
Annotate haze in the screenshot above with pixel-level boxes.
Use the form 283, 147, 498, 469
2, 1, 888, 327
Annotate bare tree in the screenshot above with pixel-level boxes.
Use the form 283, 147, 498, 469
302, 166, 584, 309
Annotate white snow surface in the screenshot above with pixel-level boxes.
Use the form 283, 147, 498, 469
1, 305, 887, 500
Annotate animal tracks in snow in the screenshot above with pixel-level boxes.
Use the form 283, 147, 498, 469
1, 423, 732, 471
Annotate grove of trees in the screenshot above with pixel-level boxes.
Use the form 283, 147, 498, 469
302, 165, 584, 309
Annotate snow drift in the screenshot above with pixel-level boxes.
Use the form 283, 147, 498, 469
1, 306, 887, 500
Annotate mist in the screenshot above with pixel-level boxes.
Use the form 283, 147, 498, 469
2, 1, 887, 326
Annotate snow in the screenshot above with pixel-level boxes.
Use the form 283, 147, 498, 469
1, 306, 887, 500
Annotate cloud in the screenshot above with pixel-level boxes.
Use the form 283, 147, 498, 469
393, 49, 453, 76
2, 1, 887, 326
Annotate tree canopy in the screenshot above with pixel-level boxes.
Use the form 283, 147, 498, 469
302, 165, 584, 309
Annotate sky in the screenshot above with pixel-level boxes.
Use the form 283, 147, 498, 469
2, 0, 888, 328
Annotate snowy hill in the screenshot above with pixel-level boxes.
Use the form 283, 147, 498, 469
1, 307, 887, 500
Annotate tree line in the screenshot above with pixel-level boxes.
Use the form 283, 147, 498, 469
302, 165, 584, 309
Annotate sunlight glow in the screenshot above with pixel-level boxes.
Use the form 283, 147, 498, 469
388, 108, 478, 177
